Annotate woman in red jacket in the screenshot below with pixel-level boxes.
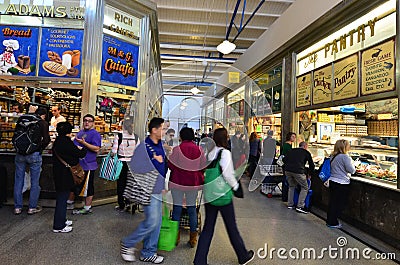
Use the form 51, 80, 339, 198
168, 127, 206, 248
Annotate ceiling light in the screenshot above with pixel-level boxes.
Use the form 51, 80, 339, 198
181, 101, 188, 107
217, 40, 236, 55
190, 87, 200, 95
180, 105, 186, 110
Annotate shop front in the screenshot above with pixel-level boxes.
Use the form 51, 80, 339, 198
0, 0, 161, 200
294, 0, 399, 247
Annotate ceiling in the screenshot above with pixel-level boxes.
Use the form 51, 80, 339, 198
152, 0, 295, 96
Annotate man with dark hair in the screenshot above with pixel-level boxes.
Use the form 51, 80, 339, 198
68, 114, 101, 214
11, 102, 24, 113
165, 128, 175, 146
121, 117, 167, 263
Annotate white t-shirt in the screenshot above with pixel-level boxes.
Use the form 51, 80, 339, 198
50, 115, 66, 127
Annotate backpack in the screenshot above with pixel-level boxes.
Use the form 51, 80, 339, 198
204, 150, 233, 206
318, 155, 338, 182
12, 114, 42, 155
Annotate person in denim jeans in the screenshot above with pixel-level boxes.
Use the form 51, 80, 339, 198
14, 107, 50, 215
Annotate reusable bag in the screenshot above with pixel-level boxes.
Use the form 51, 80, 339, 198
99, 152, 123, 181
204, 150, 233, 206
158, 202, 179, 251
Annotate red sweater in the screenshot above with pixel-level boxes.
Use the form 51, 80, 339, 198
168, 140, 206, 190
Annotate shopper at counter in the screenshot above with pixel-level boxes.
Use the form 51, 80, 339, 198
52, 122, 86, 233
67, 114, 101, 215
13, 107, 50, 215
248, 132, 261, 178
326, 139, 355, 229
50, 105, 66, 128
281, 132, 296, 202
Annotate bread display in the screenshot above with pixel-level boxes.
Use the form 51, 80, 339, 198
47, 51, 62, 63
42, 61, 67, 76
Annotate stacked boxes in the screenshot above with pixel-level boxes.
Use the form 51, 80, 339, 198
367, 120, 398, 136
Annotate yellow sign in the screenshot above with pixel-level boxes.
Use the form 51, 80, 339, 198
229, 72, 240, 83
333, 54, 358, 100
296, 73, 311, 107
361, 39, 395, 95
313, 65, 332, 104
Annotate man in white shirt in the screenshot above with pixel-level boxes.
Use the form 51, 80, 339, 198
50, 105, 66, 127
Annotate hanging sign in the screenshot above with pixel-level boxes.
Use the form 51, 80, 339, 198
313, 64, 332, 105
333, 54, 358, 100
296, 73, 311, 107
229, 72, 240, 83
38, 28, 84, 78
361, 39, 395, 95
0, 25, 39, 76
101, 34, 139, 87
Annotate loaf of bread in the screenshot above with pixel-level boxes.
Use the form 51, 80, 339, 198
42, 61, 67, 76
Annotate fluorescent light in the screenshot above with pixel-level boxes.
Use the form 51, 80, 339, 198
217, 40, 236, 55
190, 87, 200, 95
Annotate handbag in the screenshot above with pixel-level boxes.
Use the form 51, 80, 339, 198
204, 150, 233, 206
158, 202, 179, 251
54, 151, 85, 185
99, 152, 123, 181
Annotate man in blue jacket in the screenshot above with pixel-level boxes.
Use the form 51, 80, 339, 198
121, 117, 166, 264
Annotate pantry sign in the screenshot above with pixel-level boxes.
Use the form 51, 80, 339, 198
333, 54, 358, 100
101, 34, 139, 87
361, 39, 395, 95
313, 64, 332, 105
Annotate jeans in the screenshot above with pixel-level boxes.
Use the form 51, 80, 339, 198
171, 189, 198, 232
122, 193, 162, 258
14, 152, 42, 209
286, 171, 309, 208
327, 181, 350, 226
194, 202, 248, 265
53, 191, 69, 230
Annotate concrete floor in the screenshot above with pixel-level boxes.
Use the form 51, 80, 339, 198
0, 178, 398, 265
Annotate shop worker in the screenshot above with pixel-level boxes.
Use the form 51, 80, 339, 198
67, 114, 101, 215
283, 141, 315, 214
121, 117, 167, 263
13, 107, 50, 215
50, 105, 66, 128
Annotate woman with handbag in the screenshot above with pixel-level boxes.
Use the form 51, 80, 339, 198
168, 127, 206, 248
52, 122, 86, 233
194, 128, 254, 265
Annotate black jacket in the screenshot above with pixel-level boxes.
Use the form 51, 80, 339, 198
52, 136, 87, 192
283, 148, 315, 174
38, 119, 51, 151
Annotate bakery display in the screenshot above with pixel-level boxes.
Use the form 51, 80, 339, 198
42, 61, 68, 76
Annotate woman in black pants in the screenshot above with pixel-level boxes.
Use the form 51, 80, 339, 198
194, 128, 254, 265
53, 122, 86, 233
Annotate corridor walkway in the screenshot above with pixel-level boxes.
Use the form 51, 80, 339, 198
0, 178, 398, 265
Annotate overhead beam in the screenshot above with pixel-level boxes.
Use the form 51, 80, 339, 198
161, 54, 236, 64
162, 74, 220, 80
158, 18, 268, 30
162, 67, 226, 74
161, 59, 233, 67
159, 31, 257, 41
160, 43, 246, 53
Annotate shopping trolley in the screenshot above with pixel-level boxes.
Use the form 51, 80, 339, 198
258, 164, 284, 198
170, 191, 203, 232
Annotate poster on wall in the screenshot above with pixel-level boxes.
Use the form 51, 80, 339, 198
0, 25, 39, 76
333, 54, 358, 101
313, 64, 332, 105
272, 85, 281, 112
296, 73, 311, 107
38, 28, 84, 78
361, 39, 395, 96
101, 34, 139, 87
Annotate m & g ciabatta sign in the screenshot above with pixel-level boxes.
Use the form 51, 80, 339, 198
0, 2, 84, 19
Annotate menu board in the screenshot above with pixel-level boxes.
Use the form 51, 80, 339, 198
272, 85, 282, 112
361, 39, 395, 95
296, 73, 311, 107
0, 26, 39, 76
333, 54, 358, 100
101, 34, 139, 87
313, 64, 332, 104
38, 28, 84, 78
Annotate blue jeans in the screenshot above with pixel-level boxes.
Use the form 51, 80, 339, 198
14, 152, 42, 209
171, 189, 198, 232
53, 191, 69, 230
122, 193, 162, 258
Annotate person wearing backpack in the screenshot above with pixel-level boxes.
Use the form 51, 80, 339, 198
194, 128, 254, 265
12, 107, 50, 215
111, 117, 140, 212
326, 139, 355, 229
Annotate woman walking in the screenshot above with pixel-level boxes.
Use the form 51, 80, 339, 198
52, 122, 86, 233
168, 127, 205, 247
194, 128, 254, 265
247, 132, 260, 178
326, 139, 355, 228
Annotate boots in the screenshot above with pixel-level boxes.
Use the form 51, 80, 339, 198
176, 230, 180, 246
188, 231, 198, 248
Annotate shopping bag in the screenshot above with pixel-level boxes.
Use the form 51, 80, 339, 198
22, 171, 31, 193
158, 202, 179, 251
99, 152, 123, 181
79, 171, 91, 197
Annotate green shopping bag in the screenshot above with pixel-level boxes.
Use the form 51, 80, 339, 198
158, 202, 179, 251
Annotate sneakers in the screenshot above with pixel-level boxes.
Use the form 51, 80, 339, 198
72, 208, 92, 215
139, 254, 164, 263
287, 206, 294, 209
240, 250, 255, 265
67, 202, 74, 210
120, 243, 136, 262
65, 220, 73, 226
27, 206, 42, 215
295, 207, 309, 214
53, 226, 73, 233
326, 223, 343, 229
14, 208, 22, 215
